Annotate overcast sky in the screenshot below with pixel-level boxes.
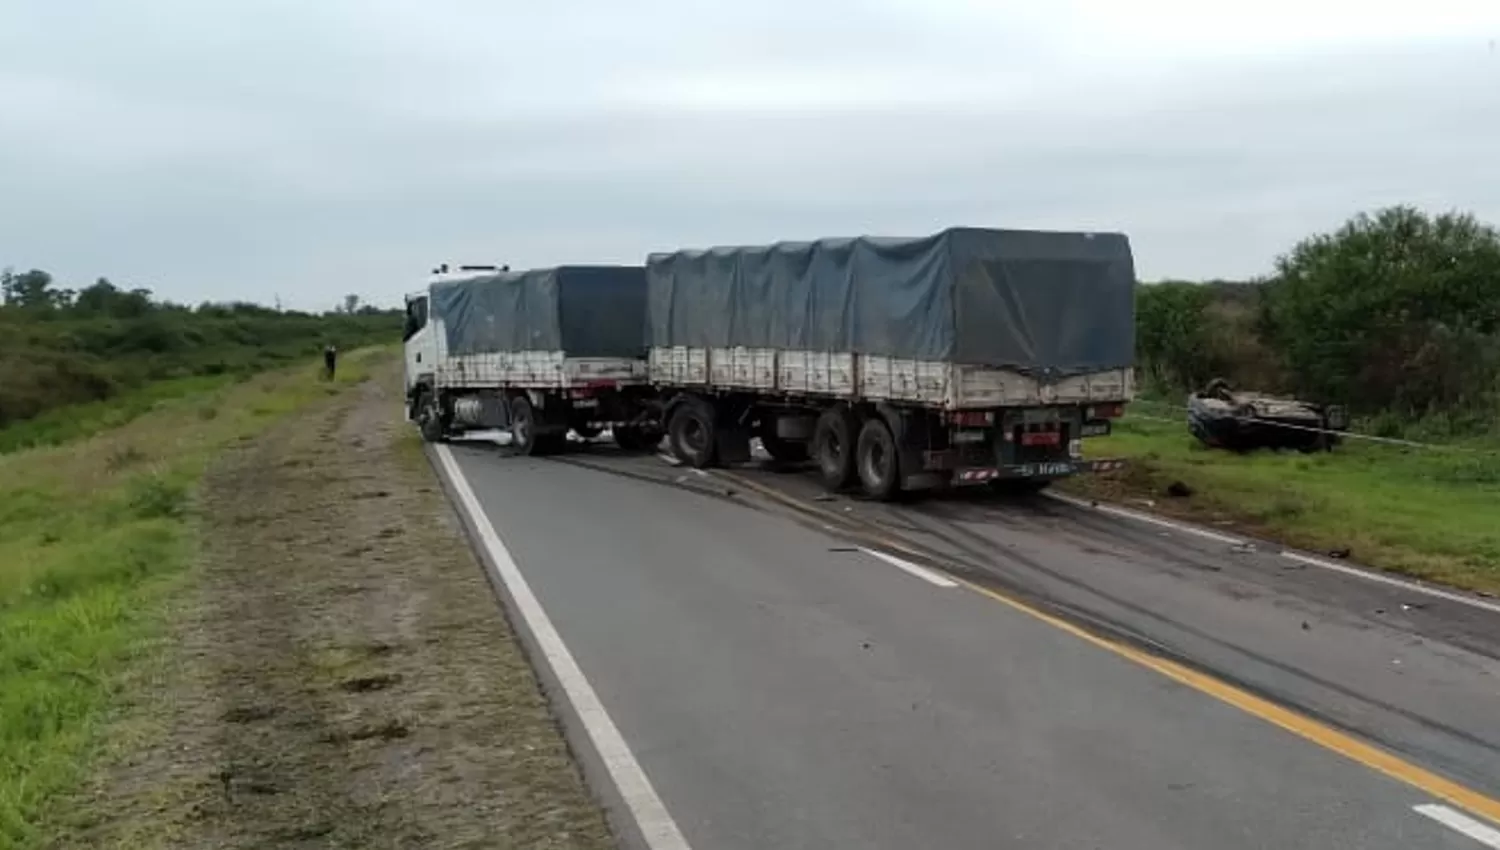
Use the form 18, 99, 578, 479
2, 1, 1497, 310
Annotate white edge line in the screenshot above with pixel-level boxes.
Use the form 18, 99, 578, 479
1280, 551, 1500, 615
1414, 804, 1500, 848
859, 547, 959, 588
434, 445, 693, 850
1044, 491, 1246, 545
1046, 491, 1500, 616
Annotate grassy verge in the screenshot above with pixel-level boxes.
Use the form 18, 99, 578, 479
0, 373, 242, 455
0, 347, 390, 848
1066, 411, 1500, 594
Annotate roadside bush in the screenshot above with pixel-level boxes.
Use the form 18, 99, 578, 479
1258, 206, 1500, 416
1134, 281, 1222, 392
1135, 280, 1275, 394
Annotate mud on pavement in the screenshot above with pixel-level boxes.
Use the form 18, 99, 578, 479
52, 366, 614, 849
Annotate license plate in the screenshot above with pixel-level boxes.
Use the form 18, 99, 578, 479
1081, 421, 1111, 438
573, 398, 598, 409
1020, 462, 1073, 477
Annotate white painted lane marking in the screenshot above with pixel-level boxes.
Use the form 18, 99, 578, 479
1280, 552, 1500, 616
1044, 491, 1246, 545
1414, 804, 1500, 847
435, 446, 693, 850
859, 547, 959, 588
1047, 491, 1500, 616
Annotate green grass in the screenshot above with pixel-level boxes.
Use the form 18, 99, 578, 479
1068, 411, 1500, 593
0, 373, 242, 455
0, 347, 389, 849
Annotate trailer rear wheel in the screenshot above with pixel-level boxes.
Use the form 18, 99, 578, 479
668, 400, 718, 468
813, 406, 859, 490
855, 417, 902, 501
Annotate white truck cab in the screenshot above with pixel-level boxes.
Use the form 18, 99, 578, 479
403, 263, 504, 414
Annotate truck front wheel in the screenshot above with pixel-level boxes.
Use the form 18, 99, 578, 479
813, 406, 859, 490
415, 389, 448, 443
855, 417, 902, 501
668, 400, 718, 469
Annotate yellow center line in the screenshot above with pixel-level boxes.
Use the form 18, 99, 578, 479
719, 470, 1500, 827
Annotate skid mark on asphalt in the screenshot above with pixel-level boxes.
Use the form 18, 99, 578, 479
1044, 492, 1500, 617
718, 469, 1500, 830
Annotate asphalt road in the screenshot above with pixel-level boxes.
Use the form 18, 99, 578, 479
437, 438, 1500, 850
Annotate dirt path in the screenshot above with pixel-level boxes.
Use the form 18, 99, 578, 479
53, 366, 614, 849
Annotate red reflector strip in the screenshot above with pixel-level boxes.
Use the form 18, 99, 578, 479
955, 468, 998, 482
1021, 432, 1061, 446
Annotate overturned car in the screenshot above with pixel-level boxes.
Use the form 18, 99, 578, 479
1187, 379, 1348, 452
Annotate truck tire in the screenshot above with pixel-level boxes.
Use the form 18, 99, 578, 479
813, 406, 859, 490
415, 389, 448, 443
855, 417, 902, 501
759, 432, 809, 464
509, 396, 551, 456
668, 399, 718, 469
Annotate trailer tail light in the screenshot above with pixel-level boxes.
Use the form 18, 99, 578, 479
1020, 431, 1061, 447
948, 411, 993, 428
1087, 403, 1125, 419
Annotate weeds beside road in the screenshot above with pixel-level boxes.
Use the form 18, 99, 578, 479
0, 350, 381, 846
1069, 412, 1500, 595
2, 352, 611, 849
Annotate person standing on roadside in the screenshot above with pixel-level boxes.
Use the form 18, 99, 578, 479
324, 343, 338, 380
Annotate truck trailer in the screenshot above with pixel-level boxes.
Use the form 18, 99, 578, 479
647, 227, 1135, 499
403, 264, 662, 454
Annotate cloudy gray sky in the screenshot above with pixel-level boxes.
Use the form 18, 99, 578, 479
2, 0, 1497, 310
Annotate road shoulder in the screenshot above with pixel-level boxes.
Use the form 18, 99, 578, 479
47, 369, 613, 849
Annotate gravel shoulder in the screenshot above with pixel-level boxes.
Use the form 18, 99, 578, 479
50, 366, 614, 849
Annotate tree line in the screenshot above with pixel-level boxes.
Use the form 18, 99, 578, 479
9, 205, 1495, 436
1135, 206, 1500, 436
0, 269, 400, 429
